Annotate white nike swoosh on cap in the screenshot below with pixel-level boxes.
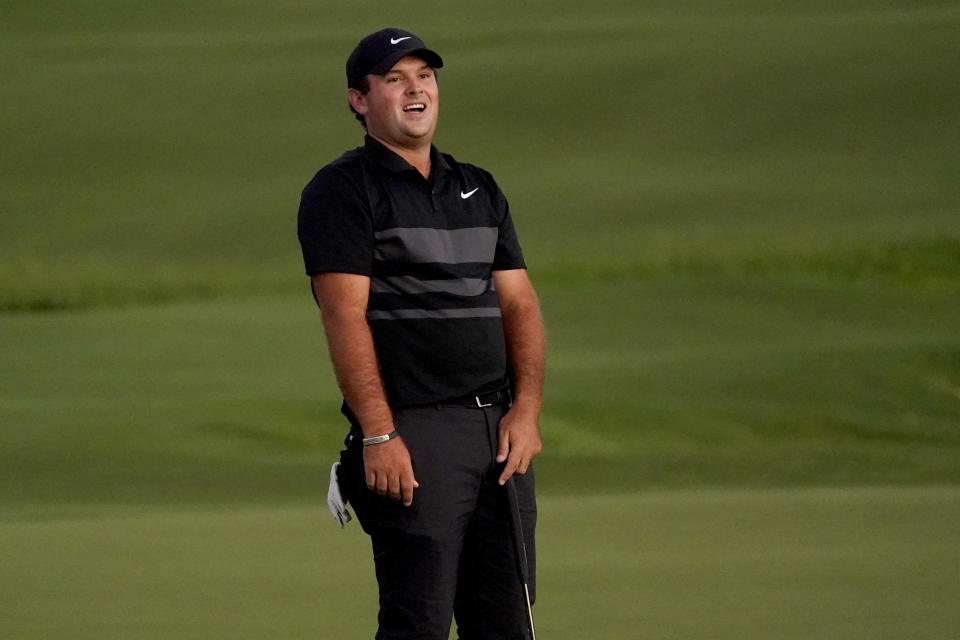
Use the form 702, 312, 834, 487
390, 36, 412, 44
461, 188, 479, 199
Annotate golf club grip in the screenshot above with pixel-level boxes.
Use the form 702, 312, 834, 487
505, 479, 531, 583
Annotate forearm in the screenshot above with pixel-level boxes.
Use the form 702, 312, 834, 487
321, 309, 395, 437
493, 269, 545, 483
318, 298, 417, 505
502, 291, 546, 416
311, 273, 394, 438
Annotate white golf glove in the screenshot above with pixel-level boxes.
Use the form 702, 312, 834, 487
327, 461, 352, 528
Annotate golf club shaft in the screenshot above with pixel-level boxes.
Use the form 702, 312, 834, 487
506, 478, 537, 640
523, 584, 536, 640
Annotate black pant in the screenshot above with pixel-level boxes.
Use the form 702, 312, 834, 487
339, 403, 537, 640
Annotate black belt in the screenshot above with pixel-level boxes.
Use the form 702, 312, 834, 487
440, 389, 512, 408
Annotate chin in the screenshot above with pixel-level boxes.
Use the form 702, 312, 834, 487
403, 126, 435, 140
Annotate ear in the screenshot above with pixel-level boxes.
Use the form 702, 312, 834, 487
347, 88, 368, 115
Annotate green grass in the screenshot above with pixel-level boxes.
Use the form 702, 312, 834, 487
2, 1, 959, 637
540, 276, 960, 490
2, 283, 958, 509
2, 0, 958, 309
3, 488, 958, 639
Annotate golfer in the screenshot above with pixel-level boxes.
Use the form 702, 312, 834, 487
297, 28, 545, 640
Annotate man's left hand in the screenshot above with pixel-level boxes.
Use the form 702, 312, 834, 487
496, 406, 542, 485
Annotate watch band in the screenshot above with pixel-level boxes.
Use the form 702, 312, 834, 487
362, 430, 400, 446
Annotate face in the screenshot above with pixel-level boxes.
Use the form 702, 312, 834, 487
349, 56, 439, 150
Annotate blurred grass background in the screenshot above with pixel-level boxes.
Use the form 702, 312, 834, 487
2, 1, 959, 638
3, 0, 958, 309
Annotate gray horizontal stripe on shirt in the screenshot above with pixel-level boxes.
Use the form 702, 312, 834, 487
367, 307, 503, 321
373, 227, 498, 264
371, 276, 494, 297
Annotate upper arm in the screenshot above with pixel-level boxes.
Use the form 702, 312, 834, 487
310, 272, 371, 316
493, 269, 538, 313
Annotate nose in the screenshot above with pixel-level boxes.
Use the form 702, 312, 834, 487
407, 77, 424, 93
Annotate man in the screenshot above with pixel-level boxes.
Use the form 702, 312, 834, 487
297, 27, 545, 640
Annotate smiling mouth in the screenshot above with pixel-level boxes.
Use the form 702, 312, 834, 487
403, 103, 426, 113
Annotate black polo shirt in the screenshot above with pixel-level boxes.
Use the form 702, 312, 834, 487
297, 136, 527, 408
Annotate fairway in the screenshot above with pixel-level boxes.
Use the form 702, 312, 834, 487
2, 1, 958, 309
2, 282, 958, 635
2, 0, 959, 638
2, 284, 958, 509
3, 488, 958, 639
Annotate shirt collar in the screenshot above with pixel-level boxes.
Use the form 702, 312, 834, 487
362, 135, 453, 177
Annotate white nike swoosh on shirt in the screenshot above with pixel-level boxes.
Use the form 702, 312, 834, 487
390, 37, 412, 44
460, 188, 479, 199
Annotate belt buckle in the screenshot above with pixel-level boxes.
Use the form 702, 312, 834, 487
475, 395, 492, 408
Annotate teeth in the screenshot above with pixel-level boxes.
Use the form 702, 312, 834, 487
403, 103, 425, 112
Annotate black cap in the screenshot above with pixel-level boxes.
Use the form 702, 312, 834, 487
346, 28, 444, 87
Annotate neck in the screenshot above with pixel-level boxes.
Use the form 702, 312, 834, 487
369, 133, 432, 179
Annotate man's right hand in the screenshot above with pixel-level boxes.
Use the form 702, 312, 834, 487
363, 437, 419, 506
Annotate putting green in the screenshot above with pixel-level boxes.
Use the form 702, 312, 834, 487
2, 487, 957, 639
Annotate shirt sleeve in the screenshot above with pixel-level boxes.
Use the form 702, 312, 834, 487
297, 167, 374, 276
490, 179, 527, 271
